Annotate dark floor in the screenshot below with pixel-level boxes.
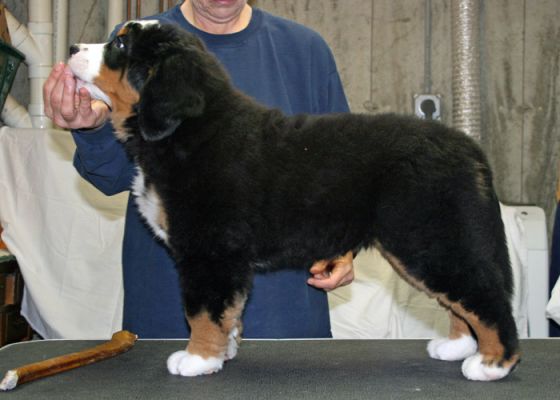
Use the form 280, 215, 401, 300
1, 339, 559, 399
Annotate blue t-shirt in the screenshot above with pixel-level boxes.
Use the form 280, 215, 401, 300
72, 5, 349, 339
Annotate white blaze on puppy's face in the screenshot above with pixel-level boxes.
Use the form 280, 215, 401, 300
67, 20, 161, 111
68, 43, 105, 82
68, 43, 112, 106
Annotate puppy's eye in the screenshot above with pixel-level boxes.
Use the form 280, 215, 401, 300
114, 36, 127, 50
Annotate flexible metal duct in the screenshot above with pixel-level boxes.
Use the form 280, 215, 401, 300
451, 0, 481, 141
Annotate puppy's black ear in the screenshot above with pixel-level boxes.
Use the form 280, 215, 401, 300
138, 53, 205, 141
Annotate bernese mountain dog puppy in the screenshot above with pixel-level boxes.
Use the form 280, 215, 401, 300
68, 20, 520, 381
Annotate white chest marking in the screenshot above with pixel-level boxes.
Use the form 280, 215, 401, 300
132, 168, 168, 243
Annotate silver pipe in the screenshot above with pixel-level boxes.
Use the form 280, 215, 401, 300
108, 0, 125, 38
424, 0, 432, 94
451, 0, 481, 140
54, 0, 68, 64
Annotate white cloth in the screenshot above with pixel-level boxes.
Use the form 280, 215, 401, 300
547, 278, 560, 324
501, 204, 529, 338
329, 204, 530, 339
328, 247, 451, 339
0, 127, 127, 339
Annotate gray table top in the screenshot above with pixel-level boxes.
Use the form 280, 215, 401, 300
0, 338, 558, 399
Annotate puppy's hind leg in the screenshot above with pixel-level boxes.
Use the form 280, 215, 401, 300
447, 299, 520, 381
378, 245, 476, 361
378, 243, 475, 360
452, 200, 520, 380
427, 310, 478, 361
378, 242, 519, 381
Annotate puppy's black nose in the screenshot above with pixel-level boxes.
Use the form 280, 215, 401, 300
69, 45, 80, 56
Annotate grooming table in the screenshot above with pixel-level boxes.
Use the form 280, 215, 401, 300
0, 339, 558, 399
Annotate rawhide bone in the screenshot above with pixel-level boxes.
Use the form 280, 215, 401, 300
0, 330, 137, 391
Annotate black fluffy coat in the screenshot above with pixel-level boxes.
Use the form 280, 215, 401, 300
113, 23, 517, 358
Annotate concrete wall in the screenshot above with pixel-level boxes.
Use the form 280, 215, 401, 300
257, 0, 560, 239
3, 0, 560, 238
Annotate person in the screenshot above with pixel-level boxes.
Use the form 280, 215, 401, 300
43, 0, 353, 339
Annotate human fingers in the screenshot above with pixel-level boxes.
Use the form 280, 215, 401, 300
58, 67, 78, 122
309, 259, 329, 276
329, 261, 355, 288
83, 96, 111, 129
43, 62, 65, 119
76, 87, 93, 116
307, 260, 354, 291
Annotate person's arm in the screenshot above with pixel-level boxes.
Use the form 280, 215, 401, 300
324, 69, 350, 114
72, 123, 135, 195
44, 59, 135, 195
310, 35, 350, 115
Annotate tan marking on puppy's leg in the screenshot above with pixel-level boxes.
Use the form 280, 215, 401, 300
187, 312, 229, 359
187, 295, 247, 360
375, 243, 436, 297
427, 309, 478, 362
376, 243, 480, 362
374, 242, 518, 380
448, 310, 472, 339
447, 301, 520, 380
167, 296, 247, 376
447, 302, 519, 368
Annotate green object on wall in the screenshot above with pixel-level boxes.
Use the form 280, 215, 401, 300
0, 41, 24, 111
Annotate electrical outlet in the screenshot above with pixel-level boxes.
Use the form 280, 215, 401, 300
413, 94, 441, 120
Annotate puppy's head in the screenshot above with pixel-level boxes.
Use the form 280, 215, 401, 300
68, 20, 214, 141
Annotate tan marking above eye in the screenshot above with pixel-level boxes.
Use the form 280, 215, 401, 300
116, 26, 129, 37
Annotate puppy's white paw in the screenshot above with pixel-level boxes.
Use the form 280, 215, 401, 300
461, 353, 511, 381
427, 335, 478, 361
225, 327, 240, 361
167, 350, 224, 377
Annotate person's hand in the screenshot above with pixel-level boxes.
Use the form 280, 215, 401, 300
43, 62, 110, 129
307, 251, 354, 291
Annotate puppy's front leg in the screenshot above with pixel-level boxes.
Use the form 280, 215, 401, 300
167, 296, 246, 377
